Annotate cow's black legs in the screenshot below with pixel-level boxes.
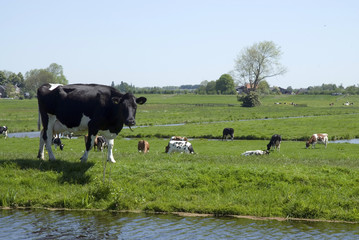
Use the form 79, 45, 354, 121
81, 128, 98, 163
37, 129, 46, 159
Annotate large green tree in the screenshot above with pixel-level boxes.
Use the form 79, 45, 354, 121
234, 41, 286, 106
46, 63, 68, 85
206, 81, 216, 94
234, 41, 286, 91
215, 74, 235, 94
0, 71, 7, 85
25, 69, 55, 93
24, 63, 68, 94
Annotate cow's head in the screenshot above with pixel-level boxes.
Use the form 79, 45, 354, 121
305, 141, 310, 149
112, 93, 147, 127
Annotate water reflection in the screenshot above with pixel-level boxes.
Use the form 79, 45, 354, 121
0, 209, 358, 239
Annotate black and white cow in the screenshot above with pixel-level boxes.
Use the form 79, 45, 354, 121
0, 126, 8, 139
165, 140, 195, 154
96, 136, 108, 152
267, 134, 282, 151
37, 83, 146, 162
241, 150, 269, 156
52, 136, 64, 150
222, 128, 234, 141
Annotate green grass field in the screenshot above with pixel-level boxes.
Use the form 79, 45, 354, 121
1, 94, 359, 222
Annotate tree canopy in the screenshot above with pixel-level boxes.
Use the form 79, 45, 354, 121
24, 63, 68, 95
234, 41, 286, 91
216, 74, 235, 94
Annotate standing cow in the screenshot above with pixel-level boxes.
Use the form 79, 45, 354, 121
306, 133, 328, 149
0, 126, 8, 139
165, 141, 195, 154
267, 134, 282, 151
222, 128, 234, 141
37, 83, 146, 163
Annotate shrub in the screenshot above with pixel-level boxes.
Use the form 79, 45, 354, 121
238, 91, 261, 107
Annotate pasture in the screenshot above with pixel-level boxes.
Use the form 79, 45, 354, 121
1, 94, 359, 222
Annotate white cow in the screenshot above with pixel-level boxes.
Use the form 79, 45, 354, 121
241, 150, 269, 156
165, 140, 195, 154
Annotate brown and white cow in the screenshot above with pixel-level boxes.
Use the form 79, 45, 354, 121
84, 135, 108, 152
138, 140, 150, 153
170, 136, 188, 141
306, 133, 328, 149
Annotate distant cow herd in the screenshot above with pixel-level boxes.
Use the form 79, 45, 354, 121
1, 84, 337, 163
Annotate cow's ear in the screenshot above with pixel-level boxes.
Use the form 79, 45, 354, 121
136, 97, 147, 105
112, 97, 121, 104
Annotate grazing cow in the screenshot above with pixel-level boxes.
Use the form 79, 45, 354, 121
37, 83, 146, 162
267, 134, 282, 151
0, 126, 8, 139
96, 136, 108, 152
52, 137, 64, 150
138, 140, 150, 153
222, 128, 234, 141
165, 140, 195, 154
241, 150, 269, 156
306, 133, 328, 149
170, 136, 188, 141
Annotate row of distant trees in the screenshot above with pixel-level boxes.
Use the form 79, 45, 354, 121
0, 63, 68, 98
1, 41, 359, 103
109, 80, 359, 96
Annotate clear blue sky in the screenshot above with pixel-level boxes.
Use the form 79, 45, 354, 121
1, 0, 358, 89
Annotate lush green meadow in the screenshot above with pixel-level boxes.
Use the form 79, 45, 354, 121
1, 94, 359, 140
1, 137, 359, 222
1, 94, 359, 222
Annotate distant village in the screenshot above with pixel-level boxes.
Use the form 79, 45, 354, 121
0, 64, 356, 99
0, 82, 354, 99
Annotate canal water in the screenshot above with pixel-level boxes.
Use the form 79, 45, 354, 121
1, 209, 358, 239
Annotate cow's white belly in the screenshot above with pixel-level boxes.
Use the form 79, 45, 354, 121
52, 114, 91, 134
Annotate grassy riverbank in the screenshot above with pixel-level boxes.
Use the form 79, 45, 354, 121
1, 94, 359, 222
1, 137, 359, 222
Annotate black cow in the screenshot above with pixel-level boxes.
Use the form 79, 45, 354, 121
37, 83, 146, 162
0, 126, 8, 139
222, 128, 234, 141
267, 134, 282, 151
